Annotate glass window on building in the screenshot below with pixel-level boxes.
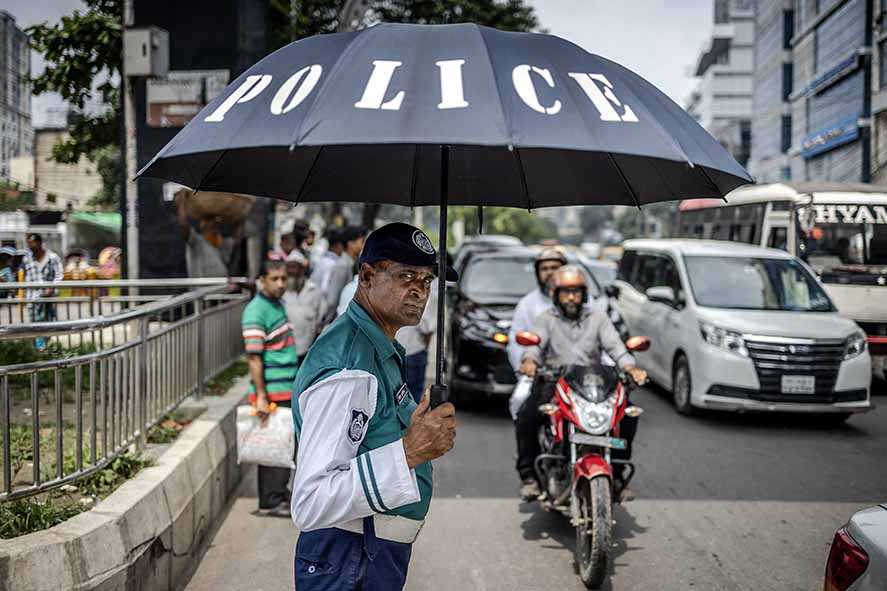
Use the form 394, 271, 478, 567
815, 0, 865, 74
783, 9, 795, 48
782, 63, 794, 100
881, 40, 887, 89
781, 116, 792, 153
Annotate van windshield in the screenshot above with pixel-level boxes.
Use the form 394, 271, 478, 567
684, 256, 834, 311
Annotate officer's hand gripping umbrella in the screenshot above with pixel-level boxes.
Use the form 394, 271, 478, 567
138, 23, 753, 407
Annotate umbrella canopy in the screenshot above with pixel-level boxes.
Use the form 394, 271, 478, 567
138, 23, 751, 207
138, 23, 753, 403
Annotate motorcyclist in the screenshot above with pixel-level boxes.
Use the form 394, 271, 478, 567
506, 248, 568, 371
515, 265, 647, 501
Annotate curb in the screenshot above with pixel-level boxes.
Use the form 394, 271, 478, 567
0, 375, 250, 591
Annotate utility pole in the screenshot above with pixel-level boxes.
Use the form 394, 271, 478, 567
123, 0, 138, 280
861, 0, 873, 183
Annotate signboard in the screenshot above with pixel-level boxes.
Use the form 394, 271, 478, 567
799, 204, 887, 226
146, 69, 229, 128
800, 115, 860, 160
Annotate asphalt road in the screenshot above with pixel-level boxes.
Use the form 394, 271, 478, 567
184, 386, 887, 591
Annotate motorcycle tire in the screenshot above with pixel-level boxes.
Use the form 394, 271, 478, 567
575, 476, 612, 589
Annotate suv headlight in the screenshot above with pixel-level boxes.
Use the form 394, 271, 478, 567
844, 331, 867, 360
699, 322, 748, 357
572, 395, 614, 435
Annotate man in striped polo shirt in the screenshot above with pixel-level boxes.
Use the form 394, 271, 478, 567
242, 259, 299, 514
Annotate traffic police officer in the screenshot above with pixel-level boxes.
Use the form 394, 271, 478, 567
290, 222, 458, 591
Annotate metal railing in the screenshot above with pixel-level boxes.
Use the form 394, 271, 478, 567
0, 279, 249, 501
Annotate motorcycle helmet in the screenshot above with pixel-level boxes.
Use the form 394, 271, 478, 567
552, 265, 588, 319
534, 247, 567, 290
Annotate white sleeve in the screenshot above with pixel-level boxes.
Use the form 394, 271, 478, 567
291, 369, 420, 532
506, 298, 531, 371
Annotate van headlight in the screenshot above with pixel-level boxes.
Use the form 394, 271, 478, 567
844, 331, 867, 360
699, 322, 748, 357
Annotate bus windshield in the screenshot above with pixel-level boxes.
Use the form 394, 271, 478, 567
798, 222, 887, 273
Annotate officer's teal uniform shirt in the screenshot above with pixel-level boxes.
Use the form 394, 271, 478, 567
293, 300, 433, 521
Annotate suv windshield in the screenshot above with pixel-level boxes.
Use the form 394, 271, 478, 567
461, 256, 601, 301
684, 255, 834, 311
462, 257, 538, 300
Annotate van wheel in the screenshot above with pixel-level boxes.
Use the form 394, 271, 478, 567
672, 356, 695, 416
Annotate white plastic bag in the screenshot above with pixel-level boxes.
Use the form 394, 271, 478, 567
508, 375, 535, 421
236, 405, 296, 469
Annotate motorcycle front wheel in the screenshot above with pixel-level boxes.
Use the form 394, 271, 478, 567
575, 476, 612, 589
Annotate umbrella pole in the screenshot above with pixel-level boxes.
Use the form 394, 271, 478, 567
429, 145, 449, 408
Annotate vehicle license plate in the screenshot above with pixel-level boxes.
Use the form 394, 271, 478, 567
781, 375, 815, 394
572, 432, 627, 449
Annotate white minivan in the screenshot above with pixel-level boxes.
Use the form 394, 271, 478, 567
613, 239, 872, 420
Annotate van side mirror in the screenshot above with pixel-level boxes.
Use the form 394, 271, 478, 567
605, 284, 620, 299
645, 286, 675, 306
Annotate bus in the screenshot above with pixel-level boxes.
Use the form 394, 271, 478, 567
674, 182, 887, 381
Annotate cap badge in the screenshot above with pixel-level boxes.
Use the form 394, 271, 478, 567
412, 230, 435, 255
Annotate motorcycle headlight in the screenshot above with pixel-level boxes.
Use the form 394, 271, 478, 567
699, 322, 748, 357
844, 331, 867, 360
572, 395, 614, 435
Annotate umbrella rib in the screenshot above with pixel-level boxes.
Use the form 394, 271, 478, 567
697, 165, 728, 202
409, 145, 421, 210
193, 148, 229, 194
607, 153, 642, 210
513, 147, 532, 211
295, 146, 324, 203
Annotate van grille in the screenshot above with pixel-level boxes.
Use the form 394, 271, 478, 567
745, 339, 844, 397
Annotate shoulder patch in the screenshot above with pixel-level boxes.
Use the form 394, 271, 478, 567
348, 408, 369, 445
395, 383, 410, 406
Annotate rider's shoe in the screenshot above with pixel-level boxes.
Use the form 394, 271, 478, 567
519, 478, 541, 501
618, 486, 635, 503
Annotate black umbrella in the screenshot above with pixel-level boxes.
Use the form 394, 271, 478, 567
138, 23, 753, 405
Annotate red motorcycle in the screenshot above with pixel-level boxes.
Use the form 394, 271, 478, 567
515, 332, 650, 589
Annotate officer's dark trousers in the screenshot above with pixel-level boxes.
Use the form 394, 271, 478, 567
294, 516, 412, 590
258, 399, 292, 510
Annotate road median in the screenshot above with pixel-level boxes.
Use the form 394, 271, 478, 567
0, 374, 249, 591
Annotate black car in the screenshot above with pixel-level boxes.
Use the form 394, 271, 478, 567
448, 246, 602, 400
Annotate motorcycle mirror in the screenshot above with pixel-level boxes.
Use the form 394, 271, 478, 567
625, 335, 651, 352
515, 331, 541, 347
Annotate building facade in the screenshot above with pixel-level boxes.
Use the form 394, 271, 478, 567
871, 0, 887, 184
687, 0, 756, 168
748, 0, 795, 182
0, 11, 32, 183
33, 128, 103, 210
788, 0, 870, 183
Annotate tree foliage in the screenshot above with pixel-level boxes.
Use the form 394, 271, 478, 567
449, 206, 557, 245
27, 0, 122, 209
267, 0, 347, 51
372, 0, 539, 30
27, 0, 122, 166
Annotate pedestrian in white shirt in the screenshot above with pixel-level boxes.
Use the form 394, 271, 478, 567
282, 250, 327, 364
505, 248, 567, 371
311, 228, 343, 292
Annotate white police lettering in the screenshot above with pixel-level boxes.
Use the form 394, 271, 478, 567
354, 60, 405, 111
511, 65, 561, 115
412, 230, 435, 254
436, 59, 469, 110
204, 74, 273, 122
568, 72, 638, 122
202, 61, 645, 123
270, 65, 323, 115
